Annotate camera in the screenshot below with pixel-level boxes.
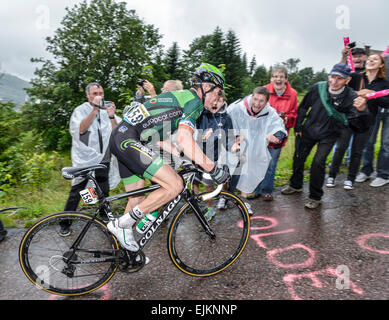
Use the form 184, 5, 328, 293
98, 99, 113, 109
137, 79, 146, 87
348, 42, 356, 49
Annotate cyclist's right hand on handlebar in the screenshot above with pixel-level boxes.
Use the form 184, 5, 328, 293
208, 164, 230, 185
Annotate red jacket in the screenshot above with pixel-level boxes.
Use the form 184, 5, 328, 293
264, 81, 298, 148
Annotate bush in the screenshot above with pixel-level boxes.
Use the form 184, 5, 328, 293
0, 161, 16, 194
0, 130, 60, 193
21, 153, 57, 190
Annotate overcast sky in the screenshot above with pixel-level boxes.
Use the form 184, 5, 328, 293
1, 0, 388, 81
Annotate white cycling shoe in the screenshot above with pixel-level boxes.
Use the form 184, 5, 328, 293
107, 219, 139, 252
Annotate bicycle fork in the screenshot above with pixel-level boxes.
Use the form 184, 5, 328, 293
185, 192, 216, 240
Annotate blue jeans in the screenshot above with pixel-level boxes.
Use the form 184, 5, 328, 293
331, 136, 354, 164
255, 147, 282, 194
360, 110, 389, 180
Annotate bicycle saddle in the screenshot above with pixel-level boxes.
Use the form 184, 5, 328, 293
61, 164, 107, 180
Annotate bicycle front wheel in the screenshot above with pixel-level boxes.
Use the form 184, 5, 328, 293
168, 191, 250, 277
19, 212, 120, 296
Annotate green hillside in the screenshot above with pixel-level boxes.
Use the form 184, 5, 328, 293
0, 73, 31, 105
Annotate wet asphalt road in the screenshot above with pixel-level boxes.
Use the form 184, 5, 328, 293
1, 174, 388, 301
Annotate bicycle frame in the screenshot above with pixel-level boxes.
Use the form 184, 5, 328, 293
69, 166, 218, 259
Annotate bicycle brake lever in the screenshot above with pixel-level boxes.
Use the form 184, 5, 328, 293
201, 184, 224, 201
179, 159, 196, 170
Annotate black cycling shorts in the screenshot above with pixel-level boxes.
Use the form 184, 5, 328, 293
109, 125, 164, 186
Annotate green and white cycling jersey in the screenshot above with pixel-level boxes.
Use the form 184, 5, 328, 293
110, 89, 204, 183
122, 89, 204, 141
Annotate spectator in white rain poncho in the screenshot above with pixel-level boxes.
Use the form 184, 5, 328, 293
227, 87, 287, 198
60, 83, 121, 237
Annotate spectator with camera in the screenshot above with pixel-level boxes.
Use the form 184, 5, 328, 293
328, 52, 389, 189
134, 79, 183, 104
134, 79, 157, 103
330, 45, 369, 167
161, 80, 184, 92
341, 44, 368, 74
338, 45, 389, 188
60, 82, 121, 236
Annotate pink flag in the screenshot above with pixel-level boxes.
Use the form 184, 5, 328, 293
366, 89, 389, 100
381, 46, 389, 57
344, 37, 355, 72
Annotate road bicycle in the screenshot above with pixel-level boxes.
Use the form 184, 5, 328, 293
19, 162, 250, 296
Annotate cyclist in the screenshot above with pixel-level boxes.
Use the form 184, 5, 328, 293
108, 63, 231, 251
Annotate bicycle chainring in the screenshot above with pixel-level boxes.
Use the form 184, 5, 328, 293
118, 249, 146, 273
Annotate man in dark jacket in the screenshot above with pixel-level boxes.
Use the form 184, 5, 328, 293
281, 64, 367, 209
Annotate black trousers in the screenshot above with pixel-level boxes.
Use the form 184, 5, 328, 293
329, 126, 374, 182
61, 164, 110, 228
290, 135, 338, 201
64, 163, 110, 211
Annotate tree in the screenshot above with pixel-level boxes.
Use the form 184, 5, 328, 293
181, 26, 227, 87
282, 58, 301, 74
249, 56, 257, 77
288, 73, 303, 92
223, 30, 245, 102
182, 28, 250, 102
298, 67, 314, 91
252, 65, 270, 86
206, 27, 226, 67
164, 42, 183, 80
311, 68, 329, 87
23, 0, 162, 150
181, 34, 213, 87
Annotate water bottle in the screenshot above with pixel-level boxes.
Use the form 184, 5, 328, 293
136, 211, 159, 234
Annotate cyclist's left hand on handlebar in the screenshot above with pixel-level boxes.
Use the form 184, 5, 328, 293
208, 164, 230, 184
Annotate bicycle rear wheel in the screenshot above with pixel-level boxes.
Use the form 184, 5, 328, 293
168, 191, 250, 276
19, 212, 119, 296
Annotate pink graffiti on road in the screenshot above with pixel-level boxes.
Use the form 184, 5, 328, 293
244, 215, 368, 300
283, 267, 364, 300
247, 216, 295, 249
48, 283, 112, 300
267, 244, 316, 269
356, 233, 389, 254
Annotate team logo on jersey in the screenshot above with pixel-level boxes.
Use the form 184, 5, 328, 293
150, 98, 158, 104
120, 139, 136, 150
118, 125, 128, 134
141, 110, 183, 129
158, 98, 173, 103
